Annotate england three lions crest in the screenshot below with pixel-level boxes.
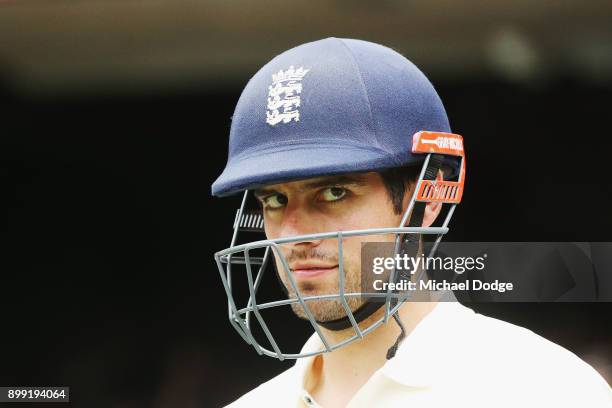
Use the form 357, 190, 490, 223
266, 66, 310, 126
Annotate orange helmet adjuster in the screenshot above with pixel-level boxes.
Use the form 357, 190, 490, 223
411, 131, 466, 204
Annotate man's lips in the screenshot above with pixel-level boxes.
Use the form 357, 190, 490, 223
290, 264, 338, 279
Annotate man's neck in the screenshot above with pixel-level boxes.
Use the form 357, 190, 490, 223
308, 301, 438, 407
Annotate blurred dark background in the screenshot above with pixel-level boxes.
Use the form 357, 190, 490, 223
1, 1, 611, 407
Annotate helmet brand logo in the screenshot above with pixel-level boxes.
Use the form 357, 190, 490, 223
421, 136, 464, 151
266, 66, 310, 126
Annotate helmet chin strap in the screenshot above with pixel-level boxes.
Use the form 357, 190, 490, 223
316, 299, 385, 331
316, 154, 444, 353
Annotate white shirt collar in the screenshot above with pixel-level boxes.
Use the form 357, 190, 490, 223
294, 301, 476, 389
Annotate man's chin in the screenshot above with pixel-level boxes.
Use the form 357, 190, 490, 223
289, 298, 364, 322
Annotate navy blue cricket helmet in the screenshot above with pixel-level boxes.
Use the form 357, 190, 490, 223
212, 37, 452, 196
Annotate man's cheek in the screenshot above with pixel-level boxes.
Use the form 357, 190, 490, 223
273, 255, 290, 275
341, 244, 361, 270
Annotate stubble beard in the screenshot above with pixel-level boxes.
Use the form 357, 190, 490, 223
277, 247, 366, 322
287, 268, 365, 322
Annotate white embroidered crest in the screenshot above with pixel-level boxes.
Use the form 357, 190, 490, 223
266, 66, 310, 126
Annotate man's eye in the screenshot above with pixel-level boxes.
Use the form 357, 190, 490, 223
320, 187, 347, 202
263, 194, 288, 209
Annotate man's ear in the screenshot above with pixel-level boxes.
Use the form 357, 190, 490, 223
401, 169, 444, 226
422, 170, 444, 227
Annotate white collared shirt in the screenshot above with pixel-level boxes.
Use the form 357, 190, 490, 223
226, 302, 612, 407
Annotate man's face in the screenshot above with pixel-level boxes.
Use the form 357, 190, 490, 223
254, 172, 408, 322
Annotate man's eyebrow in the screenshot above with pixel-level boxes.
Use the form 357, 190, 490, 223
301, 175, 368, 190
253, 187, 278, 199
253, 175, 368, 199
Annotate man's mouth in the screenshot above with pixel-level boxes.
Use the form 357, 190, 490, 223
290, 263, 339, 279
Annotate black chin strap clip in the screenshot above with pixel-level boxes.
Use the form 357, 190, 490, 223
385, 312, 407, 359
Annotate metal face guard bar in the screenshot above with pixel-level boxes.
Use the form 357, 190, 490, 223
215, 226, 450, 360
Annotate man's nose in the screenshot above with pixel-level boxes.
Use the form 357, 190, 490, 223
277, 203, 323, 248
